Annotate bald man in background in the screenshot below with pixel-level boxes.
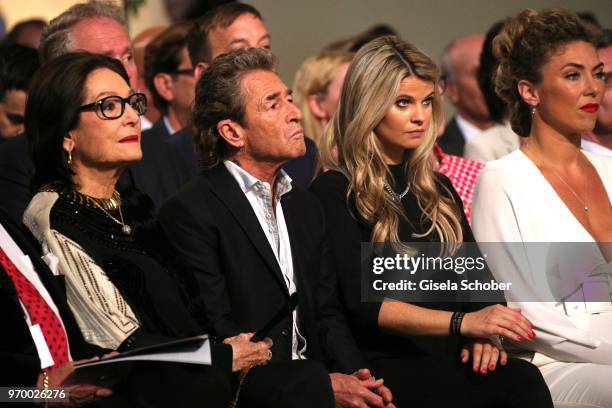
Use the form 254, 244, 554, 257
439, 34, 493, 157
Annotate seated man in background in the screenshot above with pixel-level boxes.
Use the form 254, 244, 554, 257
0, 44, 39, 142
170, 2, 319, 189
132, 25, 165, 130
439, 34, 494, 156
2, 18, 47, 49
159, 47, 394, 408
144, 21, 195, 141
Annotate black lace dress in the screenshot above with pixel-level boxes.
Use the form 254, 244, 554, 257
50, 192, 203, 348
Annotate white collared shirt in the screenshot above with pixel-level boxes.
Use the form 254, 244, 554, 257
140, 115, 153, 131
224, 160, 307, 359
162, 115, 177, 136
0, 223, 73, 365
456, 114, 483, 143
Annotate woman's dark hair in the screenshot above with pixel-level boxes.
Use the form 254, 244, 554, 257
26, 52, 129, 192
493, 8, 597, 137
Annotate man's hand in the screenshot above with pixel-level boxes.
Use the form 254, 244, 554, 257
223, 332, 273, 371
330, 371, 395, 408
36, 357, 113, 407
460, 338, 507, 375
352, 369, 395, 407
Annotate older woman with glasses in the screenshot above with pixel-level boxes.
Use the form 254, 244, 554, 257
21, 52, 271, 407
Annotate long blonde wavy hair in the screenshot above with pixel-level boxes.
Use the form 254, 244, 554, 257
321, 36, 463, 245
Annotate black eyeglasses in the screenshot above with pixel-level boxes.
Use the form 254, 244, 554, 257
79, 93, 147, 120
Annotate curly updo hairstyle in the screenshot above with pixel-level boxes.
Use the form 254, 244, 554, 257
493, 8, 597, 137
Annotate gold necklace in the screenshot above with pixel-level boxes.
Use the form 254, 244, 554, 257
69, 190, 133, 235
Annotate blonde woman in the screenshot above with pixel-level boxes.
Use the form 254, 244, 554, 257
293, 50, 352, 148
310, 36, 552, 407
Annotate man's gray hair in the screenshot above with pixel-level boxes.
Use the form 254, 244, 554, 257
39, 0, 126, 63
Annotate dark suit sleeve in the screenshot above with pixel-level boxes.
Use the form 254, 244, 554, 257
157, 196, 242, 339
309, 173, 382, 346
0, 135, 34, 224
0, 353, 40, 386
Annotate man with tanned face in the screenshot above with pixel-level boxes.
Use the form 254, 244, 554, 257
169, 2, 319, 189
439, 34, 494, 157
583, 29, 612, 156
159, 47, 395, 408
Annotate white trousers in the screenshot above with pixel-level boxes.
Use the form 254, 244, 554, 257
540, 361, 612, 408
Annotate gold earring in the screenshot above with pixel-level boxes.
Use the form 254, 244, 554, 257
531, 106, 537, 115
67, 150, 72, 165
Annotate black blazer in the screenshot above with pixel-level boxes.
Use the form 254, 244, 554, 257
126, 119, 187, 209
157, 164, 365, 374
0, 210, 98, 386
438, 116, 466, 157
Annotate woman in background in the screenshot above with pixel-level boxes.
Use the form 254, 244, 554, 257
472, 8, 612, 407
293, 50, 352, 149
310, 35, 552, 407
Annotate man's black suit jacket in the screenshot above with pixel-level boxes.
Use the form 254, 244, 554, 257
157, 164, 365, 374
438, 116, 466, 157
0, 210, 98, 386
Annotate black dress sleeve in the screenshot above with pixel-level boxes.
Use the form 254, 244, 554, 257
309, 172, 382, 340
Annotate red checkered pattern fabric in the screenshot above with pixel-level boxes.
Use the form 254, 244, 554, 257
0, 245, 69, 370
434, 144, 485, 222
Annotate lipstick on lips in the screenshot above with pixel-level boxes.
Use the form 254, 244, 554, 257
119, 135, 139, 143
580, 103, 599, 113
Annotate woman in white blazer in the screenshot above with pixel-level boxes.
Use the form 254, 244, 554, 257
472, 8, 612, 408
